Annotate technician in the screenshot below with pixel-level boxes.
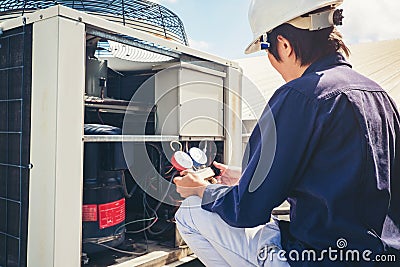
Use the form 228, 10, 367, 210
173, 0, 400, 266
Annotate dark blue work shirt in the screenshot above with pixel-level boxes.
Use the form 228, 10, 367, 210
201, 53, 400, 266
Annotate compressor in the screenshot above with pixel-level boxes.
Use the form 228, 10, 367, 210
82, 124, 128, 253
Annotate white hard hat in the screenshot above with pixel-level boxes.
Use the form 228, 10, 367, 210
245, 0, 344, 54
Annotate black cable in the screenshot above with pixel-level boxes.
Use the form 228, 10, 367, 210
121, 170, 137, 198
147, 143, 163, 174
139, 143, 179, 236
142, 177, 178, 236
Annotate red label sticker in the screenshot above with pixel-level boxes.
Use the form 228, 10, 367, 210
82, 204, 98, 222
98, 198, 125, 229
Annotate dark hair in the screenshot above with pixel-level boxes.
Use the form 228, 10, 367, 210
268, 24, 350, 66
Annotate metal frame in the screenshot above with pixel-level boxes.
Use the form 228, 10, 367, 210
224, 67, 243, 166
83, 135, 179, 142
28, 16, 85, 267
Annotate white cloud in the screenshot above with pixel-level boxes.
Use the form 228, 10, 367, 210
341, 0, 400, 44
188, 38, 212, 51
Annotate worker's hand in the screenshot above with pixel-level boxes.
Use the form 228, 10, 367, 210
213, 161, 241, 186
173, 170, 209, 199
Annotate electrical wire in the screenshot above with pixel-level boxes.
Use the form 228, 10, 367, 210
164, 165, 175, 175
121, 170, 138, 198
125, 218, 158, 234
87, 242, 148, 256
142, 175, 179, 236
114, 217, 156, 236
147, 143, 163, 176
142, 179, 164, 235
143, 197, 166, 235
143, 203, 174, 236
122, 142, 179, 238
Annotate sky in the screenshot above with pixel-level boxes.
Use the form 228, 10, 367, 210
151, 0, 400, 60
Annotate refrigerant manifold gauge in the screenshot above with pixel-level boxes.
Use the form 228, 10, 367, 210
170, 142, 216, 183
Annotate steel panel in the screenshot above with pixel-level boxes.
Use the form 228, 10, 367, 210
28, 16, 85, 267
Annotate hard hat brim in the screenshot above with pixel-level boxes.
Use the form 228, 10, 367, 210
245, 38, 261, 54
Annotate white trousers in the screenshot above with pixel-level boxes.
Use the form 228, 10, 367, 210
175, 196, 290, 267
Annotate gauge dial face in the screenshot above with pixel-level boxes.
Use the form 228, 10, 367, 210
172, 151, 193, 171
189, 147, 207, 166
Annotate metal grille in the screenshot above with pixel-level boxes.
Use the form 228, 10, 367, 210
0, 0, 188, 46
0, 24, 32, 267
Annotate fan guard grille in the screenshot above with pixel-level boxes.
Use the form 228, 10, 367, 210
0, 0, 188, 45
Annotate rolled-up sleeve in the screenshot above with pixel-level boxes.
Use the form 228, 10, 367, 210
201, 87, 326, 228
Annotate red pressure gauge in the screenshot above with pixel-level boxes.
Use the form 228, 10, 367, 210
171, 151, 193, 171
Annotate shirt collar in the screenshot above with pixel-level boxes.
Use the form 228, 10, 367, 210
302, 53, 352, 77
